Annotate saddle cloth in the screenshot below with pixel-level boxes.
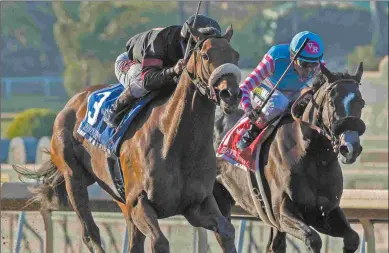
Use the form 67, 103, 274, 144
216, 115, 281, 172
77, 83, 156, 156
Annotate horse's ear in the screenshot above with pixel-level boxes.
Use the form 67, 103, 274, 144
223, 25, 233, 42
186, 22, 207, 42
320, 63, 336, 83
354, 62, 363, 83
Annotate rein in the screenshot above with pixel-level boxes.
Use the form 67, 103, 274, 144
291, 87, 332, 140
291, 78, 361, 152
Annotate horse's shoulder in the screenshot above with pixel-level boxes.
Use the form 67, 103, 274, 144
262, 115, 295, 150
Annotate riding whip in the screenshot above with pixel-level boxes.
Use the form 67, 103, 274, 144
254, 38, 310, 119
184, 1, 203, 60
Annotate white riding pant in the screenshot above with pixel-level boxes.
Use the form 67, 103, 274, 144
114, 52, 148, 98
251, 83, 301, 127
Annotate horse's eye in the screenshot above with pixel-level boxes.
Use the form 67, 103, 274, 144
201, 53, 209, 61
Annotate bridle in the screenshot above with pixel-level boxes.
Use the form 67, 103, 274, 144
183, 36, 226, 105
291, 78, 362, 153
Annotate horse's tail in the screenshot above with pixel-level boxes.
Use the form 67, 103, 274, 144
13, 150, 68, 211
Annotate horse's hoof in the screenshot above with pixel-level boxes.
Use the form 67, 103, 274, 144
343, 230, 359, 253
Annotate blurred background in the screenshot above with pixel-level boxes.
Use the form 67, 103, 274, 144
1, 1, 388, 253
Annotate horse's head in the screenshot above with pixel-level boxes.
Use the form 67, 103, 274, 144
303, 62, 366, 164
185, 24, 242, 114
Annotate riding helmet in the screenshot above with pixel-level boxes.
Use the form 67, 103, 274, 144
289, 31, 324, 62
180, 14, 221, 42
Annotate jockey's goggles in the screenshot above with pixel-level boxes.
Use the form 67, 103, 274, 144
296, 59, 319, 69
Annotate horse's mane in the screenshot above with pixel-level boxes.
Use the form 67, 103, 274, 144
311, 71, 359, 91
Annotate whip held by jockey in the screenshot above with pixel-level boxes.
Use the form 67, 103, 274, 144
237, 31, 326, 151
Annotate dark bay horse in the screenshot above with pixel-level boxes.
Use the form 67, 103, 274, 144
213, 63, 366, 253
14, 25, 242, 253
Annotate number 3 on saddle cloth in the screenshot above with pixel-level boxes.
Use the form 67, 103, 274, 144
77, 83, 157, 202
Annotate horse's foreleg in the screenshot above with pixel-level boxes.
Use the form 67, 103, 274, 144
278, 196, 322, 253
130, 193, 169, 253
212, 180, 235, 249
128, 222, 146, 253
116, 201, 146, 253
184, 194, 236, 253
266, 229, 287, 253
311, 206, 359, 253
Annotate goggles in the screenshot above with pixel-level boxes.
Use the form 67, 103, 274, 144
296, 59, 320, 69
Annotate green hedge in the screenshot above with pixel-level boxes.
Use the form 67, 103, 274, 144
347, 45, 381, 71
6, 108, 57, 139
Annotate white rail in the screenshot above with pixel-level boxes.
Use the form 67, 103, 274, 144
1, 183, 387, 253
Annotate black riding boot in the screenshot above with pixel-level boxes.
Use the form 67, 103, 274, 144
236, 123, 261, 151
103, 87, 135, 128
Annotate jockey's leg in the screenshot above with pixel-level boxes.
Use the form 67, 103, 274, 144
184, 194, 236, 253
237, 88, 290, 151
236, 116, 263, 151
104, 86, 135, 127
104, 53, 146, 127
130, 192, 170, 253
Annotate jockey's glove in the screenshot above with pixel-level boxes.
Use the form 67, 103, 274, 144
247, 108, 260, 123
174, 59, 188, 75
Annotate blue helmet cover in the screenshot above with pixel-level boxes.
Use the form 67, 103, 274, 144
290, 31, 324, 62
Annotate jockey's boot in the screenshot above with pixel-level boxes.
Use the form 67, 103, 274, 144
103, 87, 135, 128
236, 123, 262, 151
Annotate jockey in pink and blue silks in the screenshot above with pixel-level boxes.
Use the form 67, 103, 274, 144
237, 31, 326, 150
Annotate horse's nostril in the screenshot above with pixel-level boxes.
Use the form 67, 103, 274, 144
339, 145, 349, 156
220, 90, 231, 99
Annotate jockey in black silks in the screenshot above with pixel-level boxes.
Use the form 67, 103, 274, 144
103, 15, 222, 128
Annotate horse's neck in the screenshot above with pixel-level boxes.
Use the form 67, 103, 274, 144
301, 84, 327, 126
175, 73, 215, 128
279, 120, 333, 164
160, 73, 215, 157
274, 119, 325, 165
298, 86, 334, 152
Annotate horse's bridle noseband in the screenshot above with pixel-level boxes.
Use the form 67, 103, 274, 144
291, 78, 363, 153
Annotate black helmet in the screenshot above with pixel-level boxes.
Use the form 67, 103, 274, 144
180, 14, 221, 42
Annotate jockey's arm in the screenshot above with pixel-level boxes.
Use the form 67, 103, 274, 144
239, 54, 275, 113
140, 40, 178, 91
141, 59, 178, 91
